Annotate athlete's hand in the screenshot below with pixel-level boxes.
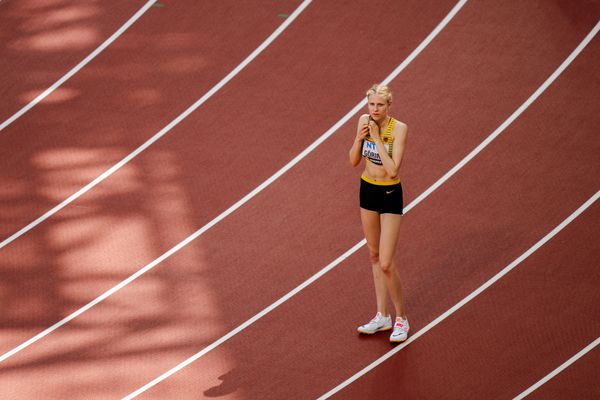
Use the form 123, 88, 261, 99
360, 122, 370, 138
356, 118, 370, 141
367, 118, 381, 142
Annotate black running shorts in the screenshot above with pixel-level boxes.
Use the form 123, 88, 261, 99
359, 175, 404, 215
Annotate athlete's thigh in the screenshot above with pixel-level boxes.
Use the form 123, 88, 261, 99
379, 213, 403, 262
360, 208, 381, 251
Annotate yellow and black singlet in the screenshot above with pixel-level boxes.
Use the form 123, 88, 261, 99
361, 117, 395, 165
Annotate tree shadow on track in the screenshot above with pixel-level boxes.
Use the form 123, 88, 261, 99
1, 1, 315, 397
3, 0, 598, 398
0, 0, 290, 334
0, 0, 139, 335
0, 0, 148, 122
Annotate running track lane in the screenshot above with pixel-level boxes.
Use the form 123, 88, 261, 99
0, 0, 149, 122
111, 1, 596, 398
321, 28, 600, 398
0, 0, 308, 354
1, 1, 596, 398
331, 200, 600, 399
0, 0, 459, 396
1, 0, 596, 396
123, 12, 599, 398
518, 340, 600, 399
0, 0, 580, 360
0, 0, 454, 355
0, 0, 303, 239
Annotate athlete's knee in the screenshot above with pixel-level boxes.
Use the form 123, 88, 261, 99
378, 259, 394, 273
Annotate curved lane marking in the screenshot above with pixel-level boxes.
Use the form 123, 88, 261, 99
319, 191, 599, 399
120, 1, 469, 397
0, 0, 312, 249
0, 0, 462, 366
127, 19, 598, 398
0, 0, 313, 362
513, 336, 600, 399
0, 0, 157, 133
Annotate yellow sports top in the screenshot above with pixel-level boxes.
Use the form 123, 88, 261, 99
361, 117, 395, 165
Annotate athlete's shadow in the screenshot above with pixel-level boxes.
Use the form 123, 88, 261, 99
203, 369, 239, 397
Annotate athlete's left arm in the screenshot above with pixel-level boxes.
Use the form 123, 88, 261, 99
377, 122, 407, 178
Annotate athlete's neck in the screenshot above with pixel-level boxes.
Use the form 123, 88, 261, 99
377, 116, 390, 130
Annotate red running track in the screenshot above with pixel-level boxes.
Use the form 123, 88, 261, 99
124, 3, 600, 397
0, 0, 303, 236
336, 202, 600, 399
0, 0, 456, 354
526, 345, 600, 399
0, 0, 149, 121
1, 0, 598, 399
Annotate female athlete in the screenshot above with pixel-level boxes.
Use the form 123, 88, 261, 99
348, 83, 409, 343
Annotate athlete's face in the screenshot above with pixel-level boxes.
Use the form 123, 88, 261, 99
367, 94, 389, 122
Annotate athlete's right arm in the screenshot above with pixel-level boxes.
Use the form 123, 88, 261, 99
349, 114, 370, 167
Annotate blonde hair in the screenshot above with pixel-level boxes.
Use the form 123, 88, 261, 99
366, 84, 393, 104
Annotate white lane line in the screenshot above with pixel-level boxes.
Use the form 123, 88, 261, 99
0, 0, 312, 250
0, 0, 157, 133
122, 241, 367, 400
0, 0, 464, 366
124, 19, 598, 398
513, 337, 600, 399
319, 191, 600, 399
407, 20, 600, 211
120, 2, 471, 397
0, 0, 312, 363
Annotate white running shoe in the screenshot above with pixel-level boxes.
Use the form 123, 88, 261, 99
390, 317, 410, 343
357, 312, 392, 334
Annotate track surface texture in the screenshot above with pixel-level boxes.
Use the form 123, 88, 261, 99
1, 0, 598, 399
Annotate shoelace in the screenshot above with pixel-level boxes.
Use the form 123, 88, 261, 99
365, 317, 383, 327
371, 315, 388, 323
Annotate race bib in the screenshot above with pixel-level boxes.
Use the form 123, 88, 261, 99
362, 139, 390, 165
